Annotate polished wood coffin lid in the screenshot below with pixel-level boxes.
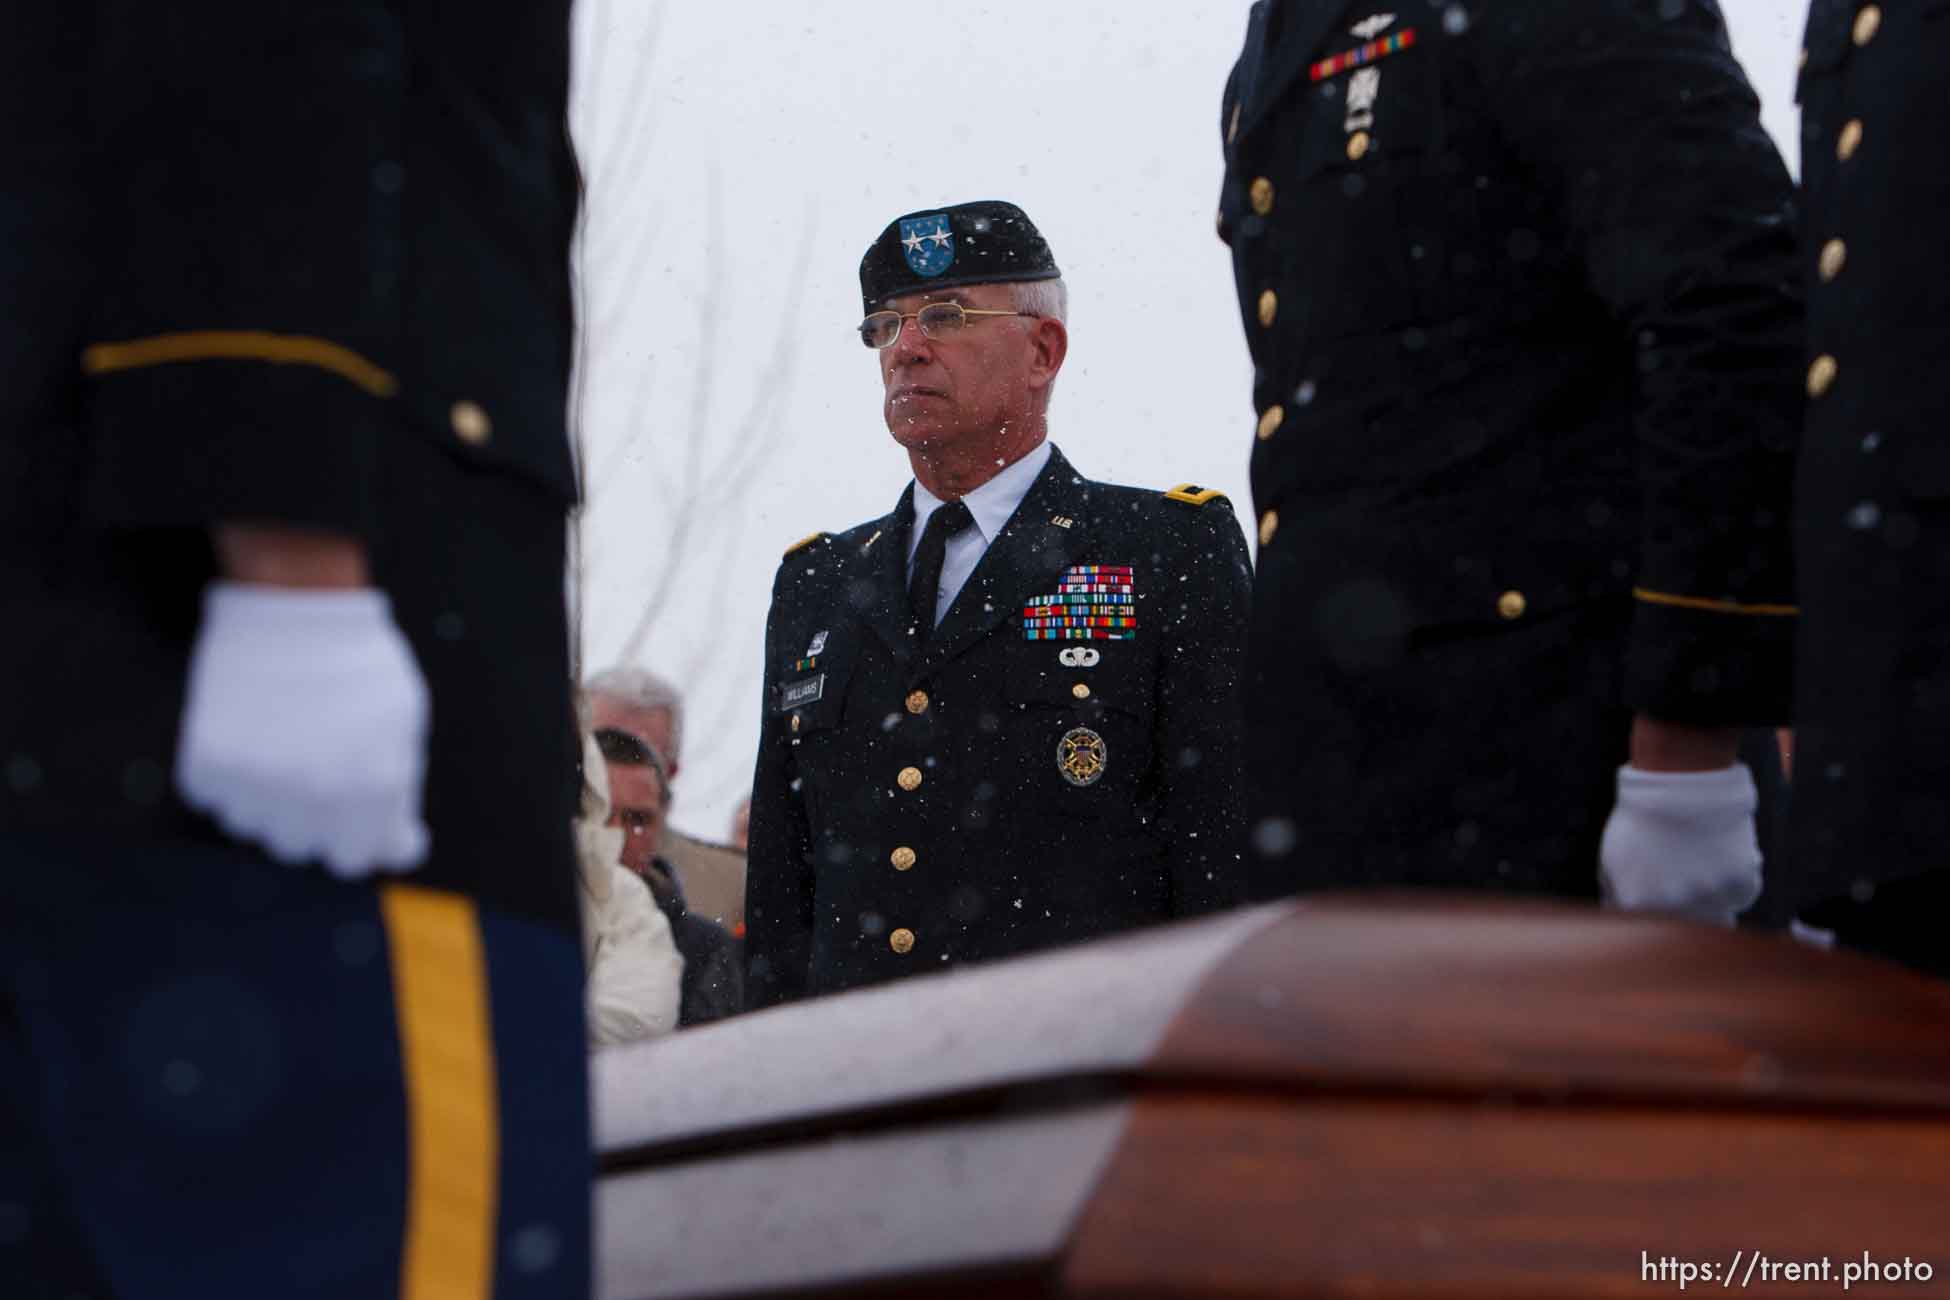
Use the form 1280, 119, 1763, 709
596, 897, 1950, 1299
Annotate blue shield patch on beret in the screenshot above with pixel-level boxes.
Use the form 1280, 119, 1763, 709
899, 215, 955, 277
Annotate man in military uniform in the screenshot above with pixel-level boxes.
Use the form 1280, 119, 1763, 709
1790, 0, 1950, 978
2, 4, 590, 1295
1218, 1, 1802, 914
744, 201, 1252, 1009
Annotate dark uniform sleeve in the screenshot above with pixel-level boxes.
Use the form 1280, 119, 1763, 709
1154, 497, 1254, 913
743, 557, 818, 1010
71, 3, 418, 539
1470, 0, 1802, 723
70, 3, 577, 542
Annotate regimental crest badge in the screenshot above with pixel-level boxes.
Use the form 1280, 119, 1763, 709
1057, 727, 1108, 788
899, 215, 955, 277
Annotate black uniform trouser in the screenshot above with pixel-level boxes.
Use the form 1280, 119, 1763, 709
1802, 869, 1950, 982
0, 830, 590, 1299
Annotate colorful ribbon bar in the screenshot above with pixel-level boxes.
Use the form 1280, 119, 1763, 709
1309, 27, 1416, 82
1023, 606, 1136, 618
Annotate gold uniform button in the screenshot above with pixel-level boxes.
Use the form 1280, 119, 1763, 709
1837, 118, 1863, 162
1249, 177, 1275, 216
1497, 590, 1527, 621
1808, 354, 1839, 399
897, 766, 923, 791
1258, 510, 1279, 547
890, 846, 916, 872
890, 927, 916, 955
1257, 405, 1285, 440
1347, 131, 1372, 161
905, 689, 930, 715
1853, 5, 1881, 45
450, 400, 492, 445
1072, 683, 1091, 700
1257, 289, 1278, 328
1819, 238, 1847, 283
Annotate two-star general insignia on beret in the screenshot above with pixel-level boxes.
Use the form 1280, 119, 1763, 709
899, 215, 955, 277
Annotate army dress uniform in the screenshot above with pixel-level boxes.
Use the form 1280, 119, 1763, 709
1218, 0, 1803, 896
1, 4, 590, 1296
1790, 0, 1950, 976
744, 446, 1251, 1008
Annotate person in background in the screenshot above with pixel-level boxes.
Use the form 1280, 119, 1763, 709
1218, 0, 1802, 921
1787, 0, 1950, 979
1, 3, 593, 1295
595, 728, 744, 1025
587, 666, 747, 934
743, 200, 1252, 1010
575, 706, 682, 1046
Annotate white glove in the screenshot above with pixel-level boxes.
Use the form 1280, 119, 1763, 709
1599, 763, 1762, 926
175, 582, 431, 877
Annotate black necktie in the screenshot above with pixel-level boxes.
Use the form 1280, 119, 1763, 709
908, 500, 975, 648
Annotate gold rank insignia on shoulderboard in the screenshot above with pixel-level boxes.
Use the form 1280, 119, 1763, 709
782, 531, 829, 558
1163, 484, 1227, 506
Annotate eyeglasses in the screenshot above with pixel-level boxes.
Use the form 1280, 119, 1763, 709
858, 302, 1030, 350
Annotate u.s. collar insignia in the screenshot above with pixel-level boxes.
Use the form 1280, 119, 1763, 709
899, 215, 955, 277
806, 629, 829, 657
1058, 727, 1107, 788
1351, 13, 1397, 40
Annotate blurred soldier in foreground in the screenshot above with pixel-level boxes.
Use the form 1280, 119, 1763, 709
1789, 0, 1950, 978
1, 4, 591, 1296
587, 666, 748, 933
1219, 0, 1802, 919
744, 200, 1252, 1009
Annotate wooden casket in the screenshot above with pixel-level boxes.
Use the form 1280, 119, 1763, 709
594, 897, 1950, 1298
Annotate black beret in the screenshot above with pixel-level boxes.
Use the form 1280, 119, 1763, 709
859, 200, 1060, 314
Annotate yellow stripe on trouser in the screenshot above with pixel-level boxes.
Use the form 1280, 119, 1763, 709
381, 885, 499, 1300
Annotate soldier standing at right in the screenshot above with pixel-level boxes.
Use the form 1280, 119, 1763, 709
1789, 0, 1950, 978
1218, 1, 1803, 915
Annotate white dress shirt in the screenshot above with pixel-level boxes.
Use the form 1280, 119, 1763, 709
907, 439, 1054, 627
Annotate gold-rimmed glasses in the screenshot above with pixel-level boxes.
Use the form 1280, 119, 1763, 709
858, 302, 1029, 349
